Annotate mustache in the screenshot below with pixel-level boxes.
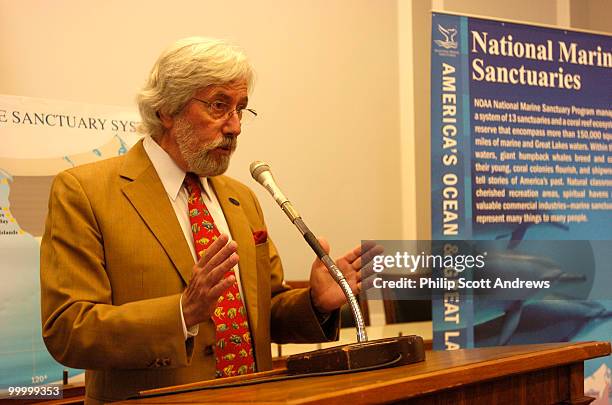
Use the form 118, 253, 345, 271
207, 135, 237, 151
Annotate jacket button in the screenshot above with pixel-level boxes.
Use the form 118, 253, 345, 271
203, 345, 214, 356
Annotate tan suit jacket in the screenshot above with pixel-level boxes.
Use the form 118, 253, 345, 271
40, 140, 338, 403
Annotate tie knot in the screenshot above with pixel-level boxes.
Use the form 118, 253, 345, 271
184, 172, 202, 194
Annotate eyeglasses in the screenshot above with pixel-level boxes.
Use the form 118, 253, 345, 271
191, 98, 257, 123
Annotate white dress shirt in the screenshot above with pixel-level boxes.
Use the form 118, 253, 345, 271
142, 136, 247, 339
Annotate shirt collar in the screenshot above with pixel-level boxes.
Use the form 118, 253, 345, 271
142, 136, 212, 201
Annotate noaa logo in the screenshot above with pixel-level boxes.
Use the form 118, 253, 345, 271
434, 25, 458, 49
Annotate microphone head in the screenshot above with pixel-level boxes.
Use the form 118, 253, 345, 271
250, 161, 271, 181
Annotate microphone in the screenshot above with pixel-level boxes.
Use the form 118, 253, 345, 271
250, 160, 367, 342
250, 161, 300, 223
249, 161, 426, 375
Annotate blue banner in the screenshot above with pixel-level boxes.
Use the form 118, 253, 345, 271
431, 12, 612, 402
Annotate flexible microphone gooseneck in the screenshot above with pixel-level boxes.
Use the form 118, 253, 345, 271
250, 161, 368, 343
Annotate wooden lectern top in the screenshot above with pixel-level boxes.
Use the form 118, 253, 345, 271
117, 341, 610, 404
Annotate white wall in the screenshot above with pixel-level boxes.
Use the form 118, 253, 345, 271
0, 0, 403, 280
571, 0, 612, 33
441, 0, 559, 25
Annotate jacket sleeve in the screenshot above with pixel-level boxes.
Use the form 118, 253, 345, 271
40, 170, 194, 370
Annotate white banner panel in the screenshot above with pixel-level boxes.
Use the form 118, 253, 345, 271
0, 94, 141, 388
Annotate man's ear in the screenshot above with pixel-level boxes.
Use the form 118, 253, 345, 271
158, 110, 174, 129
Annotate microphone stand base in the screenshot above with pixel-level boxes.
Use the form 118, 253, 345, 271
286, 335, 425, 375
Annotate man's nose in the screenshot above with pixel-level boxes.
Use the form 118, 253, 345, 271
223, 111, 242, 136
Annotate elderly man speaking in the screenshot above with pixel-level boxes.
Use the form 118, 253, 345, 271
40, 37, 372, 403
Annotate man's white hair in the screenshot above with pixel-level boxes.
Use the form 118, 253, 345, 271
137, 37, 254, 140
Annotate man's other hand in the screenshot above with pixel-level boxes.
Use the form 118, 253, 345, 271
309, 239, 382, 314
181, 234, 239, 328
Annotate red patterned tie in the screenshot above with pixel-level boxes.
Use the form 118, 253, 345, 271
184, 173, 255, 378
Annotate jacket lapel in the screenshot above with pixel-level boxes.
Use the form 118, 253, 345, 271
119, 140, 194, 285
210, 176, 258, 335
